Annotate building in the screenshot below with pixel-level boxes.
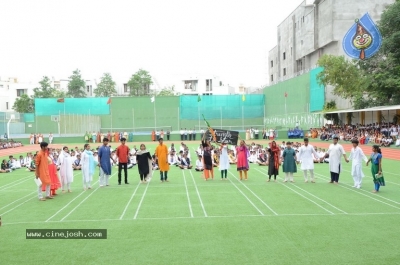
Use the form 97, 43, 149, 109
0, 77, 36, 113
178, 74, 235, 95
268, 0, 394, 108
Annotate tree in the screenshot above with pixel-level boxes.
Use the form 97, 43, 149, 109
33, 76, 57, 98
157, 85, 176, 96
317, 55, 366, 100
12, 94, 34, 113
322, 100, 340, 125
380, 0, 400, 63
94, 73, 117, 97
67, 69, 86, 98
127, 69, 153, 96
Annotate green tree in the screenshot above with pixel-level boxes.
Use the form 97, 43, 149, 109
94, 73, 117, 97
67, 69, 86, 98
157, 85, 176, 96
12, 94, 34, 113
33, 76, 57, 98
127, 69, 153, 96
380, 0, 400, 63
322, 100, 340, 125
317, 55, 366, 100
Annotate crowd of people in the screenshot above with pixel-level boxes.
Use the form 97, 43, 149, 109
14, 131, 387, 200
308, 122, 400, 147
0, 139, 24, 149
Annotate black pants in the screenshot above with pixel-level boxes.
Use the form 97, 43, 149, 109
160, 171, 168, 181
180, 135, 183, 140
118, 163, 128, 183
193, 134, 196, 141
167, 135, 170, 140
189, 134, 192, 141
330, 172, 339, 182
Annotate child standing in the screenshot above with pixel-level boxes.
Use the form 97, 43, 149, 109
219, 143, 230, 180
348, 139, 368, 189
282, 142, 297, 182
366, 145, 385, 193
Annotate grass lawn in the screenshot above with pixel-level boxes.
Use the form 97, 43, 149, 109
1, 141, 400, 265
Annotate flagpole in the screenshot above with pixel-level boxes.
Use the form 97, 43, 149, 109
178, 107, 180, 132
58, 110, 61, 136
220, 106, 222, 129
198, 105, 200, 131
242, 105, 244, 131
285, 97, 287, 115
153, 100, 156, 130
63, 101, 66, 134
132, 108, 135, 132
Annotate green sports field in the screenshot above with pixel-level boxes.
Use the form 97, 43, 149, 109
1, 141, 400, 265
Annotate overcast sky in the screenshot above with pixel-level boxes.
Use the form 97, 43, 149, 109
0, 0, 307, 88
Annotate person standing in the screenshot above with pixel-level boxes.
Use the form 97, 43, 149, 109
155, 138, 170, 182
201, 136, 214, 181
136, 144, 153, 183
267, 141, 280, 182
59, 146, 74, 192
282, 142, 297, 182
48, 133, 53, 144
219, 143, 230, 180
366, 145, 385, 193
81, 144, 95, 190
322, 136, 349, 184
297, 138, 319, 183
116, 137, 130, 185
349, 139, 368, 189
166, 130, 170, 141
98, 138, 115, 187
236, 140, 249, 180
35, 142, 52, 201
192, 128, 196, 141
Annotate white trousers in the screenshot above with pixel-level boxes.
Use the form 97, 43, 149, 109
303, 169, 314, 181
352, 175, 362, 188
38, 184, 50, 199
99, 168, 110, 186
284, 172, 294, 181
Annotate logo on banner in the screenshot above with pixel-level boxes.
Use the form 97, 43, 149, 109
342, 13, 382, 60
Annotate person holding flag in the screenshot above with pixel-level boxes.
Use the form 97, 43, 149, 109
201, 115, 215, 180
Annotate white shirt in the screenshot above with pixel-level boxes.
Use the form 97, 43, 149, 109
327, 143, 346, 173
297, 144, 319, 170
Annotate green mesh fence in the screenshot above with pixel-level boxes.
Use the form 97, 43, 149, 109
35, 97, 110, 116
23, 113, 35, 122
309, 67, 325, 112
180, 95, 265, 120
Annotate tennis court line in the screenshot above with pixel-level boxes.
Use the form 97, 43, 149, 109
255, 168, 348, 214
120, 182, 142, 220
0, 195, 37, 216
188, 170, 208, 217
228, 170, 278, 215
0, 175, 34, 191
255, 168, 335, 215
340, 168, 400, 187
182, 170, 194, 218
60, 172, 117, 222
314, 172, 400, 210
4, 211, 400, 226
225, 172, 265, 216
0, 191, 36, 211
133, 180, 151, 219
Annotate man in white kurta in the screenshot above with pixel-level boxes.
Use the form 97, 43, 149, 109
58, 147, 74, 192
322, 137, 349, 184
297, 138, 319, 182
349, 139, 368, 189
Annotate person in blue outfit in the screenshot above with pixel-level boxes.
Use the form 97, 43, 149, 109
98, 138, 115, 187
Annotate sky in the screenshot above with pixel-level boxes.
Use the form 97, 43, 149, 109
0, 0, 307, 89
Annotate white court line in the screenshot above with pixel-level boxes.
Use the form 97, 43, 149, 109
59, 172, 117, 222
0, 196, 37, 216
188, 170, 208, 217
133, 180, 151, 219
340, 168, 400, 187
4, 211, 400, 226
261, 168, 348, 215
228, 171, 278, 215
182, 170, 194, 218
0, 191, 36, 211
225, 173, 265, 216
0, 176, 33, 191
0, 174, 34, 190
119, 182, 142, 220
314, 172, 400, 210
255, 168, 335, 215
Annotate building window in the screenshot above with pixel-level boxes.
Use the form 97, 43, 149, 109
206, 79, 213, 91
6, 102, 9, 110
283, 52, 286, 60
16, 89, 27, 97
86, 86, 90, 92
283, 68, 287, 76
184, 80, 198, 91
123, 83, 128, 93
270, 60, 274, 67
270, 75, 274, 82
